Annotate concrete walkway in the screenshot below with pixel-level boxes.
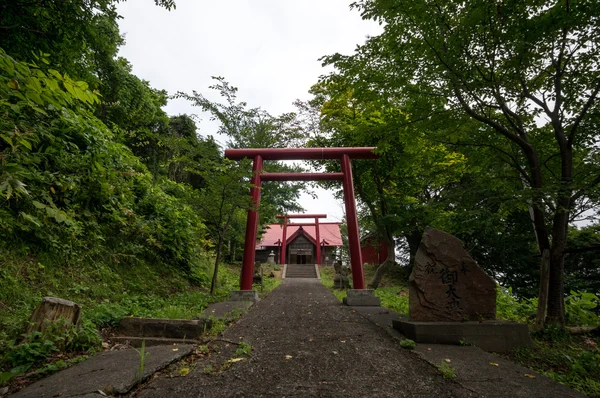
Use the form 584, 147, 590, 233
137, 279, 476, 397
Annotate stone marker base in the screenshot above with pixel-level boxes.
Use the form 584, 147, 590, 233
343, 289, 381, 306
393, 320, 532, 353
230, 290, 260, 303
201, 300, 254, 320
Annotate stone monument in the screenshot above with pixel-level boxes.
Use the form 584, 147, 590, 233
409, 227, 496, 321
333, 261, 350, 290
266, 250, 275, 264
253, 261, 263, 284
393, 227, 532, 352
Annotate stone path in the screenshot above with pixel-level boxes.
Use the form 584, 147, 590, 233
136, 279, 475, 397
10, 279, 587, 398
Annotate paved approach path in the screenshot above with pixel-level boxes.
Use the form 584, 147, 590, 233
138, 279, 475, 398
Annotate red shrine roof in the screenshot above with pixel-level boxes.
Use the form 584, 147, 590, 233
256, 223, 343, 249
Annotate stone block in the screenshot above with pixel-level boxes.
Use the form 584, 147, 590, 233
230, 290, 260, 303
343, 289, 381, 306
117, 318, 207, 339
201, 301, 254, 320
393, 319, 532, 353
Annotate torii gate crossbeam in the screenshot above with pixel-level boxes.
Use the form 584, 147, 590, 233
224, 147, 377, 292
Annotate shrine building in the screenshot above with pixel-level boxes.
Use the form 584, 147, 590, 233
255, 223, 343, 265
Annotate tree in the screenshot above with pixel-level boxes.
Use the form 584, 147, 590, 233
178, 78, 308, 225
301, 82, 469, 288
193, 158, 251, 295
322, 0, 600, 326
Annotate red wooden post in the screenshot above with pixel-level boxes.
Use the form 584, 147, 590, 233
315, 217, 321, 265
280, 216, 288, 265
275, 239, 282, 264
240, 155, 263, 290
341, 154, 366, 289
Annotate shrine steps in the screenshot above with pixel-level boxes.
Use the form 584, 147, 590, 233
284, 264, 318, 278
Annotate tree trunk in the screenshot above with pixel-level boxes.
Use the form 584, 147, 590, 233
368, 234, 395, 289
210, 234, 224, 296
546, 195, 570, 325
26, 297, 81, 336
535, 249, 550, 328
406, 229, 423, 270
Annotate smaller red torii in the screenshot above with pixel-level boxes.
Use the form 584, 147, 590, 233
276, 214, 327, 265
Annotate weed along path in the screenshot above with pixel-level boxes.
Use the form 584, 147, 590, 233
136, 279, 475, 398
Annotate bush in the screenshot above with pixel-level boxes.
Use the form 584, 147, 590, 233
496, 285, 537, 323
565, 291, 600, 326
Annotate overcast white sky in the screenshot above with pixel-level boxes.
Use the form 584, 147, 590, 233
115, 0, 382, 222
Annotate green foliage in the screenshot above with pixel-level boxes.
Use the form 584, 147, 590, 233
0, 318, 100, 386
235, 342, 252, 357
565, 291, 600, 326
437, 362, 457, 380
496, 286, 538, 323
323, 0, 600, 325
399, 339, 416, 350
496, 286, 600, 327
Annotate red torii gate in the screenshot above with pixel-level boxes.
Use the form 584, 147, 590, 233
276, 214, 327, 265
224, 147, 377, 292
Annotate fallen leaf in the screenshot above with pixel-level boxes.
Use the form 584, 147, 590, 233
285, 355, 293, 360
524, 374, 536, 379
179, 367, 190, 376
489, 362, 499, 367
444, 359, 451, 363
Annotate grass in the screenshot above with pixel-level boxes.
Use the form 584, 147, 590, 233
0, 245, 268, 389
235, 341, 252, 357
319, 264, 408, 312
438, 361, 457, 380
504, 327, 600, 397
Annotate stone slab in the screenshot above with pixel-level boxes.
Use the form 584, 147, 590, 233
11, 345, 193, 398
117, 317, 207, 339
230, 290, 260, 302
201, 300, 253, 320
342, 289, 381, 306
393, 319, 532, 353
